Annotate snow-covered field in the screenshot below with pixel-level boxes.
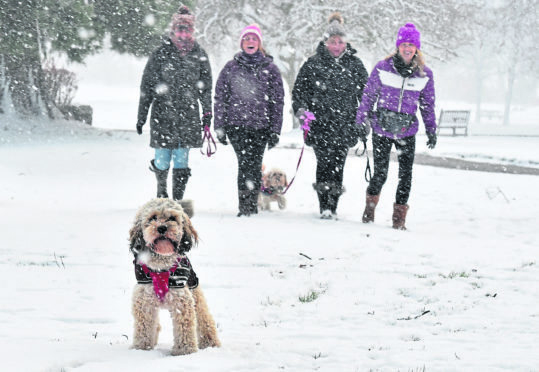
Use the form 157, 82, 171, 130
1, 115, 538, 371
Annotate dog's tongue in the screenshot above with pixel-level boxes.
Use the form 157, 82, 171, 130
154, 239, 174, 255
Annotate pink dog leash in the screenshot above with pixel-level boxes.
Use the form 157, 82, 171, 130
201, 125, 217, 157
282, 111, 315, 194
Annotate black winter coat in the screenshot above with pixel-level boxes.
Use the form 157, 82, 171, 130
292, 42, 368, 148
137, 39, 212, 149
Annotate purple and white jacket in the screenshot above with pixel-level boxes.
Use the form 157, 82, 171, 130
356, 57, 436, 139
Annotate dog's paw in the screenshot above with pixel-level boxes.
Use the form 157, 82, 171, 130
198, 336, 221, 349
171, 345, 198, 356
131, 343, 154, 351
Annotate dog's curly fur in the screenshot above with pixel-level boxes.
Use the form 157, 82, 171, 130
258, 168, 288, 211
129, 198, 220, 355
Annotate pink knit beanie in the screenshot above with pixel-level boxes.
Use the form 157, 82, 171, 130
171, 5, 195, 33
239, 24, 263, 48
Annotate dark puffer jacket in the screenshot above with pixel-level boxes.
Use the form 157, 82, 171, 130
292, 42, 368, 148
137, 39, 212, 149
214, 51, 284, 134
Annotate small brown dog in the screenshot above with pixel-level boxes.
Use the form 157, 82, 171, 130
258, 166, 288, 211
129, 198, 220, 355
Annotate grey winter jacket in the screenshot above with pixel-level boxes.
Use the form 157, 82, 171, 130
137, 39, 212, 149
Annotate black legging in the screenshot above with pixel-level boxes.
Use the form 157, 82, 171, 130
312, 143, 349, 186
227, 126, 269, 191
367, 134, 415, 205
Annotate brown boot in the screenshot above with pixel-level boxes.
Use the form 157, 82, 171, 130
362, 193, 380, 223
392, 203, 409, 230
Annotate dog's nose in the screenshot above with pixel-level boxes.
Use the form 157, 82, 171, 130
157, 225, 167, 234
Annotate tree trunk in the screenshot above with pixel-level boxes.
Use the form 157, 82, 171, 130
474, 42, 483, 126
282, 54, 300, 128
503, 65, 515, 126
0, 16, 54, 118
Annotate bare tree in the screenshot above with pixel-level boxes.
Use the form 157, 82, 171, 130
196, 0, 480, 92
496, 0, 538, 126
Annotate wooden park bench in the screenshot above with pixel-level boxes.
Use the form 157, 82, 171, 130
437, 109, 470, 136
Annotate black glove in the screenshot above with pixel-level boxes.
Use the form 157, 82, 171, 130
358, 124, 368, 144
267, 132, 279, 150
216, 129, 228, 145
136, 122, 143, 135
426, 132, 437, 149
202, 114, 212, 128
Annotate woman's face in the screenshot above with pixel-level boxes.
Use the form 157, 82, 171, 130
170, 28, 193, 43
398, 42, 417, 64
326, 35, 346, 57
242, 33, 260, 54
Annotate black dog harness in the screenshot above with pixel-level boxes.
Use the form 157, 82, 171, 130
133, 256, 199, 300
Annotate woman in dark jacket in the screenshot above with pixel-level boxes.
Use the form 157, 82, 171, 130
214, 24, 284, 217
136, 6, 212, 202
292, 13, 368, 219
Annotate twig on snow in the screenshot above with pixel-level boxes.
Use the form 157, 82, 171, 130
398, 310, 430, 321
299, 252, 312, 260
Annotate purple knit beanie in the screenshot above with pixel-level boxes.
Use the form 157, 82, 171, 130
396, 23, 421, 49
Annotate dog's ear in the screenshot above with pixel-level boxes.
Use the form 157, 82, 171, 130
283, 173, 289, 187
179, 213, 198, 253
129, 224, 144, 256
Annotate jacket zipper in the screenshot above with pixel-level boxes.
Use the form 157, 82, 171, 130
398, 77, 407, 112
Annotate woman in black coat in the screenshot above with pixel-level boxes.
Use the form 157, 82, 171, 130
292, 13, 368, 219
136, 6, 212, 201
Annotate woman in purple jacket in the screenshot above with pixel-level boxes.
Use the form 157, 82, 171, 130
356, 23, 437, 230
214, 24, 284, 217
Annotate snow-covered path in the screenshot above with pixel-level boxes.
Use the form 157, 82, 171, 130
1, 128, 538, 371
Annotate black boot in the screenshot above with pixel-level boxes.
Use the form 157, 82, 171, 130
237, 190, 252, 217
149, 160, 169, 198
327, 184, 345, 215
313, 183, 330, 216
172, 168, 191, 201
248, 189, 259, 215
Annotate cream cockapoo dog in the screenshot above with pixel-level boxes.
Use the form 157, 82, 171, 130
129, 198, 220, 355
258, 167, 288, 211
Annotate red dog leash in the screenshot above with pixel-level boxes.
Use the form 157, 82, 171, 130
282, 112, 315, 195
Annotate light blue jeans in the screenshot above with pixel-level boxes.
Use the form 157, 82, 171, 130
154, 148, 190, 170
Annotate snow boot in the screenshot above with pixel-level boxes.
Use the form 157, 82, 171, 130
237, 190, 252, 217
172, 167, 191, 201
313, 183, 330, 214
320, 210, 334, 220
177, 200, 194, 218
327, 184, 345, 215
362, 193, 380, 223
149, 160, 169, 198
248, 189, 259, 215
392, 203, 409, 230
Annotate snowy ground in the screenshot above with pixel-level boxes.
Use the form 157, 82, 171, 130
1, 115, 538, 371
